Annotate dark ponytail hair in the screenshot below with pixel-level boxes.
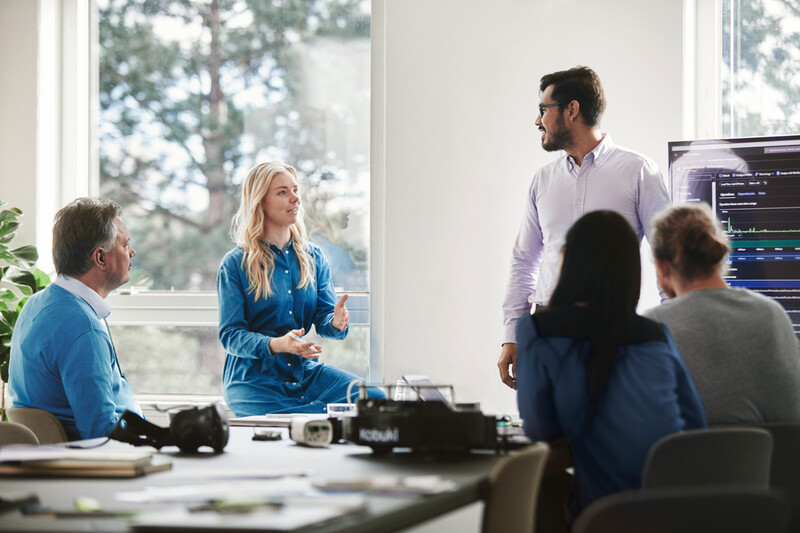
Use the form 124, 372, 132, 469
548, 210, 641, 414
650, 204, 729, 282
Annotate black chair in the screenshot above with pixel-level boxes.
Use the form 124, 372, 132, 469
642, 427, 772, 489
749, 421, 800, 533
572, 487, 788, 533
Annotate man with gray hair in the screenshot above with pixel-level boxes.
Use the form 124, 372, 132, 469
9, 198, 141, 440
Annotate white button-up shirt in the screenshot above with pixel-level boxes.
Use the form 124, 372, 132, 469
502, 134, 670, 343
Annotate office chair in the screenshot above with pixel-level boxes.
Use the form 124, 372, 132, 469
642, 427, 772, 489
0, 421, 39, 446
749, 421, 800, 533
571, 487, 788, 533
7, 407, 68, 444
481, 442, 550, 533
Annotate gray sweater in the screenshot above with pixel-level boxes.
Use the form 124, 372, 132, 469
644, 288, 800, 424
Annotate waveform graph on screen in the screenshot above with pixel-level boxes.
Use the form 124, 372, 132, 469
723, 209, 800, 239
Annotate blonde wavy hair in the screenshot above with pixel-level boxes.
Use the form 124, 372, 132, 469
231, 161, 315, 300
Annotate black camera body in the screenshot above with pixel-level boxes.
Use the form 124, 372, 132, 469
342, 399, 498, 454
109, 403, 229, 453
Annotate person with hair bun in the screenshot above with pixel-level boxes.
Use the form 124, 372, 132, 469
516, 210, 706, 522
217, 161, 384, 416
645, 203, 800, 424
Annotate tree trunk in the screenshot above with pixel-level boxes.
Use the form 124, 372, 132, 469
203, 0, 227, 230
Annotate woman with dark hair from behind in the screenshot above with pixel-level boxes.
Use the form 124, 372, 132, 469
515, 210, 707, 522
644, 203, 800, 424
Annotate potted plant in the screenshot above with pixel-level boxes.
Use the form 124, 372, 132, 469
0, 202, 51, 419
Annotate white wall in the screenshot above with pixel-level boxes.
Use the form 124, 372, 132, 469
0, 0, 39, 246
377, 0, 685, 416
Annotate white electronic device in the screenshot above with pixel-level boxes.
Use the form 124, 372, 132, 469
289, 417, 334, 447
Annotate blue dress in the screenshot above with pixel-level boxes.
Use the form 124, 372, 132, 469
515, 306, 707, 518
217, 241, 383, 416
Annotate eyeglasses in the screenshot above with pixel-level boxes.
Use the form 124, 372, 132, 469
538, 102, 562, 117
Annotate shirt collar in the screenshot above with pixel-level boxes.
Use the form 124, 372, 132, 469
52, 275, 111, 319
262, 238, 294, 253
564, 133, 614, 171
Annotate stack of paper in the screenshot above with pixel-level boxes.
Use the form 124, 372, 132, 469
0, 445, 172, 478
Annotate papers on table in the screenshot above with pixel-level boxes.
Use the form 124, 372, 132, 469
125, 478, 367, 532
314, 475, 457, 495
0, 445, 172, 478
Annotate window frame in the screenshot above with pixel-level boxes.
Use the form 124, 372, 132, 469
684, 0, 723, 141
47, 0, 382, 395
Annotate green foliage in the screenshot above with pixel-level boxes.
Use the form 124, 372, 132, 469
0, 202, 51, 383
721, 0, 800, 136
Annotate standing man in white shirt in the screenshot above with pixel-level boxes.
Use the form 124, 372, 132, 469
498, 66, 669, 389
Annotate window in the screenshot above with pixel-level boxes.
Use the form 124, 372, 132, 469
96, 0, 372, 394
721, 0, 800, 137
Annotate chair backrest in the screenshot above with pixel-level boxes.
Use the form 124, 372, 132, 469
750, 421, 800, 533
481, 442, 550, 533
572, 487, 788, 533
642, 427, 772, 489
6, 407, 68, 444
0, 421, 40, 446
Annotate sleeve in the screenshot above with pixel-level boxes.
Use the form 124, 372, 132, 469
636, 158, 670, 301
312, 249, 348, 340
58, 330, 122, 439
636, 158, 670, 240
515, 314, 564, 442
664, 326, 708, 430
501, 176, 544, 344
217, 254, 275, 367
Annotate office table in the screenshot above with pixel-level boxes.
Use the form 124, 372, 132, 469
0, 426, 506, 532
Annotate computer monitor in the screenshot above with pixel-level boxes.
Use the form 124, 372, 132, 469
668, 134, 800, 342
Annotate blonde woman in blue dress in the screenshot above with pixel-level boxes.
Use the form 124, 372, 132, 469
217, 161, 384, 416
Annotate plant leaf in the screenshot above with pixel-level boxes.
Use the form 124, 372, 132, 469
33, 269, 51, 291
0, 251, 23, 268
8, 270, 36, 292
0, 209, 21, 223
0, 220, 20, 240
10, 245, 38, 265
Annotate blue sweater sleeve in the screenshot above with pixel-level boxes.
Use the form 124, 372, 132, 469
515, 314, 563, 442
59, 329, 122, 439
217, 252, 274, 368
311, 248, 348, 340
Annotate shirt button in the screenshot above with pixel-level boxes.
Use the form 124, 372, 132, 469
285, 250, 289, 254
288, 363, 292, 367
301, 396, 305, 399
285, 270, 289, 274
289, 310, 293, 315
288, 290, 292, 294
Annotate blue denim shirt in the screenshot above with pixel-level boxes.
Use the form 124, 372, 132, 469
217, 242, 348, 413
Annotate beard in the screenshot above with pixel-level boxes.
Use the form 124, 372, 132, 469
541, 115, 572, 152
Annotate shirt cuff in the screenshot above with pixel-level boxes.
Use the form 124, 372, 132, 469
264, 336, 275, 358
503, 324, 518, 345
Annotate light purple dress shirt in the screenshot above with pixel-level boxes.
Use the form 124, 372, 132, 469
502, 134, 670, 344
